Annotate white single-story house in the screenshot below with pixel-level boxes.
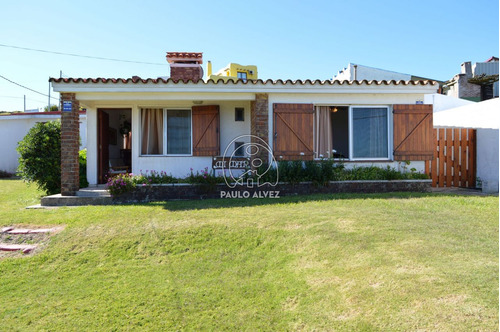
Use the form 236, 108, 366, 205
0, 111, 86, 174
50, 52, 439, 195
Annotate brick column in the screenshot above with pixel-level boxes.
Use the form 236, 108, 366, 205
60, 93, 80, 196
250, 93, 269, 165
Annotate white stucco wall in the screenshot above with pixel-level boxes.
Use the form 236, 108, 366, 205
476, 128, 499, 193
0, 113, 86, 174
424, 93, 474, 113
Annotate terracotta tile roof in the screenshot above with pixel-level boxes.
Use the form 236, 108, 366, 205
49, 77, 438, 86
0, 111, 86, 117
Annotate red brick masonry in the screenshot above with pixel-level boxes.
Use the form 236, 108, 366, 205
250, 93, 269, 164
60, 93, 80, 196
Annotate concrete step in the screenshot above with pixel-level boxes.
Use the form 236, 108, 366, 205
41, 194, 112, 206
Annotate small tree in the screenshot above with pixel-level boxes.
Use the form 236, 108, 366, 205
44, 105, 59, 112
17, 121, 61, 194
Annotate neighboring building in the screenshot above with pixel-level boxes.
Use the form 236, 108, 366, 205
445, 57, 499, 101
335, 63, 442, 84
0, 111, 87, 173
207, 61, 258, 82
50, 52, 439, 195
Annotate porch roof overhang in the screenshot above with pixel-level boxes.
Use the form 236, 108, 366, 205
50, 78, 439, 98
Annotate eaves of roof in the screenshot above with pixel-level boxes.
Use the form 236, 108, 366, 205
49, 77, 437, 86
0, 111, 86, 119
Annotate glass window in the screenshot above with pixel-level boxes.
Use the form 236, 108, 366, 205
235, 107, 244, 121
237, 72, 247, 82
141, 109, 191, 155
234, 142, 244, 156
352, 107, 388, 158
167, 110, 191, 155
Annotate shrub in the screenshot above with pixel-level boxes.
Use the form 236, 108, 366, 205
17, 121, 61, 194
277, 160, 305, 185
341, 165, 428, 181
79, 149, 89, 188
105, 173, 135, 196
104, 162, 428, 197
262, 160, 427, 184
185, 167, 224, 187
250, 163, 278, 185
140, 170, 177, 184
0, 170, 13, 178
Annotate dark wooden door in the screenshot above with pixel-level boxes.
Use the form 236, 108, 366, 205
98, 110, 109, 184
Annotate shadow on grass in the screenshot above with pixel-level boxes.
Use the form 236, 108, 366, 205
122, 191, 480, 212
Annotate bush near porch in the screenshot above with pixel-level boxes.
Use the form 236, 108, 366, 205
0, 179, 497, 330
16, 121, 88, 194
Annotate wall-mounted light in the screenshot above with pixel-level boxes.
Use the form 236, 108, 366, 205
193, 100, 203, 105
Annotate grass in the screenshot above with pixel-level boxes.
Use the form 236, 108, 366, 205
0, 179, 498, 331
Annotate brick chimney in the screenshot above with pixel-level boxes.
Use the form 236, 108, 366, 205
166, 52, 203, 82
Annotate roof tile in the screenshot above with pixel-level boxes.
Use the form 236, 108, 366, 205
49, 77, 438, 86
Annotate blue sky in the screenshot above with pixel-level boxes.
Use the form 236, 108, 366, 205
1, 0, 498, 111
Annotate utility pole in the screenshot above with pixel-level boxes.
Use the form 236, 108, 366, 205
24, 95, 26, 112
48, 81, 51, 111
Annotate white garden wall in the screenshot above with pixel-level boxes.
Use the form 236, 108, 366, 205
0, 113, 86, 174
477, 128, 499, 193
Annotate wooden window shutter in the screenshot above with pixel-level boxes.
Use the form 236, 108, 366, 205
273, 103, 314, 160
192, 105, 220, 156
393, 104, 433, 161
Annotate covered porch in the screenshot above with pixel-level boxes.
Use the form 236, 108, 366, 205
53, 85, 268, 195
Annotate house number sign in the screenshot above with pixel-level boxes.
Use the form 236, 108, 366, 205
62, 101, 72, 112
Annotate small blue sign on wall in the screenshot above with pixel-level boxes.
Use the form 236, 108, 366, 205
62, 101, 72, 112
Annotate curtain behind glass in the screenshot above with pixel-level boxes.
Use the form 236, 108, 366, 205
352, 108, 388, 158
167, 110, 191, 154
141, 108, 164, 155
314, 106, 332, 158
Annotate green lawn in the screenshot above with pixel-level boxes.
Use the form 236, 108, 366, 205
0, 179, 498, 331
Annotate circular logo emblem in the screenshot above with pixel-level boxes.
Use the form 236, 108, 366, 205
222, 135, 278, 188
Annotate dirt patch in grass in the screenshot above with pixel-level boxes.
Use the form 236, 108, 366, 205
0, 225, 65, 259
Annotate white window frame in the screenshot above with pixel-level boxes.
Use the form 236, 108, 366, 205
237, 72, 247, 82
140, 108, 192, 157
348, 105, 391, 161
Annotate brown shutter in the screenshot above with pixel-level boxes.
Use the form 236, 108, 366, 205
393, 104, 433, 161
273, 103, 314, 160
192, 105, 220, 156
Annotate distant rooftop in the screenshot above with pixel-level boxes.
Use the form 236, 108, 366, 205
334, 63, 443, 84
